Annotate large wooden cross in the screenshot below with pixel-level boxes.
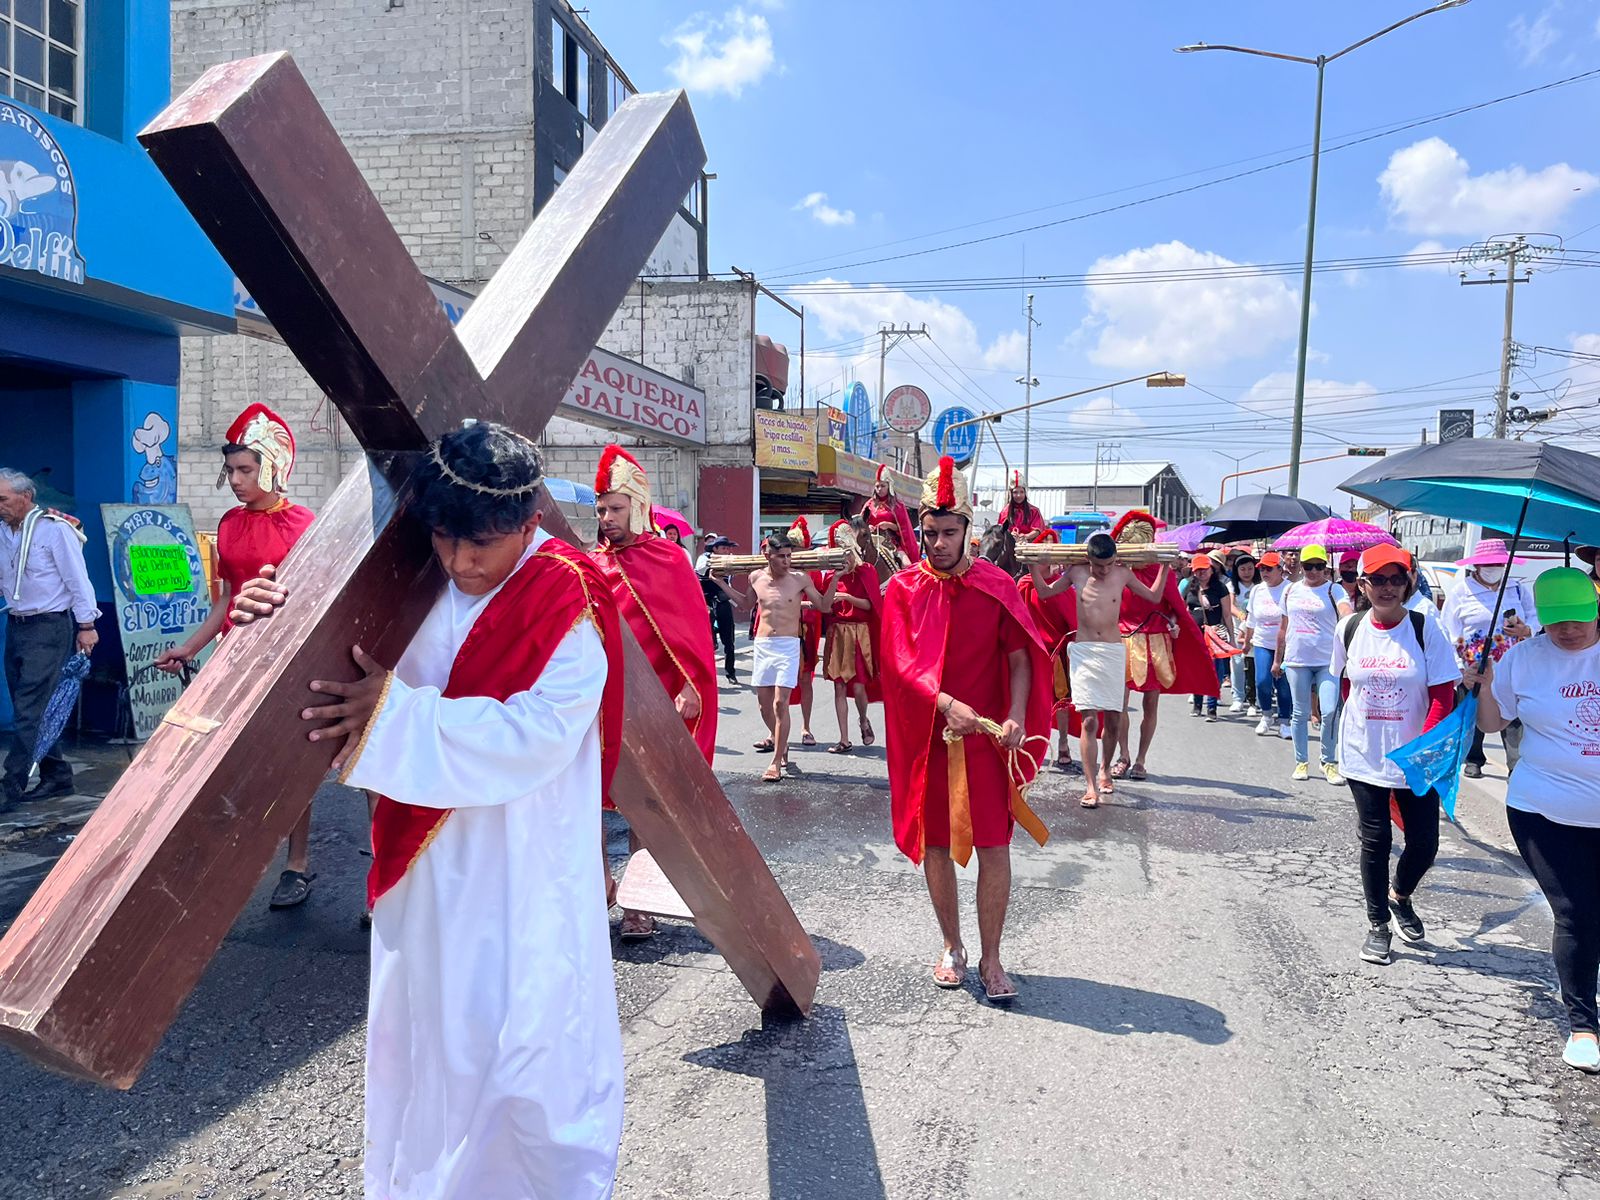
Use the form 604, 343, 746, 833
0, 53, 819, 1089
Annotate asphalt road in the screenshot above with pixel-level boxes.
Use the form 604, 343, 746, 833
0, 637, 1596, 1199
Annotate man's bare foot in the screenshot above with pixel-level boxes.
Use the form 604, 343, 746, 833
978, 960, 1017, 1001
761, 764, 782, 782
1109, 757, 1131, 778
619, 910, 656, 941
1098, 773, 1116, 794
933, 946, 968, 988
1080, 789, 1100, 808
1126, 763, 1148, 781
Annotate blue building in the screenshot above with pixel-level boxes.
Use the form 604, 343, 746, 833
1, 0, 232, 724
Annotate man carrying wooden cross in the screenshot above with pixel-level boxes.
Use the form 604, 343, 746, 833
590, 443, 717, 942
880, 456, 1053, 1002
233, 421, 627, 1199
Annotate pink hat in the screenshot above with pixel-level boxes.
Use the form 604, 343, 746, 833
1456, 538, 1526, 568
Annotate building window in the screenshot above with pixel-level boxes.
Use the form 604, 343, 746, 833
1, 0, 81, 123
550, 16, 592, 120
607, 67, 632, 120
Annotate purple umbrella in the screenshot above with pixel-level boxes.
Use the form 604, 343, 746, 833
1170, 521, 1218, 553
1272, 518, 1399, 553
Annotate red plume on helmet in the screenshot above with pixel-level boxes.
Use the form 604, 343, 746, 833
936, 457, 957, 510
827, 519, 852, 549
874, 463, 889, 484
1029, 528, 1060, 544
594, 443, 642, 495
1110, 509, 1158, 543
1012, 470, 1022, 490
787, 516, 811, 548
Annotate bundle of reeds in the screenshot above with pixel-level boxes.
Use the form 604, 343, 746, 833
1015, 541, 1182, 568
709, 548, 852, 573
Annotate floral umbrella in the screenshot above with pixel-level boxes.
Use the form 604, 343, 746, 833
1272, 518, 1398, 553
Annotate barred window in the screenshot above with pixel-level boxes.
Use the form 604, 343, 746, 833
1, 0, 81, 124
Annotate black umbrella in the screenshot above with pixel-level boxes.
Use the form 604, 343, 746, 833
1340, 438, 1600, 547
1200, 493, 1334, 541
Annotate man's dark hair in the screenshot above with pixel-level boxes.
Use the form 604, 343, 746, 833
1086, 531, 1117, 560
410, 421, 544, 539
221, 442, 259, 463
762, 532, 789, 554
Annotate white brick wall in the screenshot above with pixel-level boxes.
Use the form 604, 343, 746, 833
173, 3, 751, 532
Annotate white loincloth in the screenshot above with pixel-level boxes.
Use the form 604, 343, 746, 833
1068, 640, 1128, 713
751, 635, 801, 688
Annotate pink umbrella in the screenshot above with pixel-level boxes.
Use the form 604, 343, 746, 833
652, 505, 694, 538
1272, 518, 1398, 553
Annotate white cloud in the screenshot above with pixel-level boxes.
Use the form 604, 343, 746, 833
1065, 395, 1146, 431
981, 329, 1029, 372
1509, 7, 1561, 65
665, 8, 775, 98
1400, 239, 1459, 274
1239, 372, 1378, 420
1078, 241, 1301, 371
795, 191, 855, 227
796, 281, 1023, 410
1378, 137, 1596, 236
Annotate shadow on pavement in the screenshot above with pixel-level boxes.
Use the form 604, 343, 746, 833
684, 1004, 886, 1200
1150, 798, 1316, 825
1174, 777, 1295, 801
999, 975, 1233, 1044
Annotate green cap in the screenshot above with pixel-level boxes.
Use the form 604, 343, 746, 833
1299, 542, 1329, 566
1534, 567, 1599, 626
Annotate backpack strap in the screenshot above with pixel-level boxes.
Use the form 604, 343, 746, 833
1408, 608, 1427, 653
1338, 610, 1366, 682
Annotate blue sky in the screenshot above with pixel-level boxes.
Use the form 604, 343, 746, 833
583, 1, 1600, 510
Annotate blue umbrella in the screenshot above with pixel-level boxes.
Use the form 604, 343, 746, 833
33, 652, 91, 769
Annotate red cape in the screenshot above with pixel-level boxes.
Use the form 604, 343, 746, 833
217, 500, 316, 632
593, 532, 719, 764
997, 503, 1047, 537
366, 539, 624, 907
1119, 565, 1218, 696
824, 561, 884, 704
1017, 574, 1083, 735
864, 496, 921, 562
881, 558, 1054, 865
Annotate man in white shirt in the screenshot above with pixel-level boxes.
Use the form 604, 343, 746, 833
0, 469, 100, 808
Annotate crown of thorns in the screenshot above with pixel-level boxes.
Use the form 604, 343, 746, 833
427, 427, 544, 497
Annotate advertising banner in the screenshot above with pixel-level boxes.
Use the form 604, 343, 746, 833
754, 410, 819, 473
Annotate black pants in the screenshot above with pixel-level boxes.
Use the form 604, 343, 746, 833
1348, 778, 1440, 927
709, 599, 736, 676
3, 611, 75, 796
1508, 807, 1600, 1036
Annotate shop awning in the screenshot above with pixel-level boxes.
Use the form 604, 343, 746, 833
816, 446, 920, 499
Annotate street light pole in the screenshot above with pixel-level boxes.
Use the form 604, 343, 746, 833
1177, 1, 1470, 498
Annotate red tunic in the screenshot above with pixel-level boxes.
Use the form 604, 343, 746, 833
881, 559, 1054, 865
216, 499, 316, 632
592, 532, 719, 764
365, 539, 624, 907
822, 563, 882, 698
863, 496, 921, 562
997, 503, 1047, 539
1118, 565, 1218, 696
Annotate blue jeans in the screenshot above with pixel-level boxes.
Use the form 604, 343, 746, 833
1286, 664, 1338, 765
1253, 647, 1292, 721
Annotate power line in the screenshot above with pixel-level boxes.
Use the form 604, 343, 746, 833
762, 67, 1600, 282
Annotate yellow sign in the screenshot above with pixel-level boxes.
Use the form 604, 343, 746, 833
754, 410, 818, 474
818, 405, 848, 451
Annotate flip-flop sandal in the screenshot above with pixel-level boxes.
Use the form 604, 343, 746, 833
1099, 777, 1116, 794
760, 765, 782, 782
268, 869, 316, 910
801, 733, 817, 747
1080, 791, 1101, 809
753, 738, 775, 753
827, 741, 853, 754
933, 947, 968, 989
619, 912, 657, 942
860, 718, 876, 746
982, 969, 1019, 1003
1126, 765, 1149, 781
1109, 758, 1131, 778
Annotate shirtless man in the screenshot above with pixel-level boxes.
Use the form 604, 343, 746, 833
1031, 532, 1169, 807
749, 533, 839, 781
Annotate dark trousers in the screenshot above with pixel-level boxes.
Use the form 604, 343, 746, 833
1508, 807, 1600, 1036
1348, 778, 1440, 927
3, 611, 75, 796
709, 599, 736, 675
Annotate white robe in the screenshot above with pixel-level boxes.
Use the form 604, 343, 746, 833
344, 532, 623, 1200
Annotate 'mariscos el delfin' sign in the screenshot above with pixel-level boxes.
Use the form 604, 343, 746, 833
233, 277, 709, 447
0, 99, 87, 285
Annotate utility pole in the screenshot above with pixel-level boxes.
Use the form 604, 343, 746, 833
1457, 234, 1553, 438
1091, 440, 1120, 512
877, 322, 929, 470
1019, 294, 1042, 481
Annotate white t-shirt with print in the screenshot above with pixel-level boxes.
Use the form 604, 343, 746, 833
1331, 612, 1461, 788
1281, 580, 1344, 668
1492, 636, 1600, 828
1244, 581, 1288, 647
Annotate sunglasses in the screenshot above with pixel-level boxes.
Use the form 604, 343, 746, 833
1303, 562, 1328, 571
1362, 572, 1408, 588
1340, 570, 1359, 581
